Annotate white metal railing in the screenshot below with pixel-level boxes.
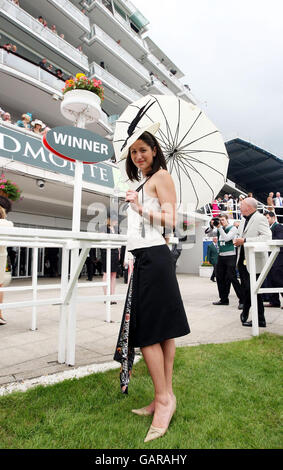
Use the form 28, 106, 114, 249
0, 0, 89, 70
203, 200, 283, 222
245, 240, 283, 336
148, 77, 175, 96
147, 52, 184, 91
177, 85, 196, 104
0, 109, 112, 143
48, 0, 90, 32
86, 24, 149, 80
0, 48, 64, 93
89, 61, 142, 102
84, 0, 147, 50
0, 227, 127, 366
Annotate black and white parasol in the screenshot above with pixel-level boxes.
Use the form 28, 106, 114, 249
113, 95, 229, 210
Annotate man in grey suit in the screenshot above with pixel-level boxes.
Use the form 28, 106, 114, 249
234, 198, 271, 327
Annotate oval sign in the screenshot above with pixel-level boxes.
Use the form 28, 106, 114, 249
42, 126, 114, 164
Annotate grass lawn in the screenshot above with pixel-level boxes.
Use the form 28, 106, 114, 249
0, 333, 282, 449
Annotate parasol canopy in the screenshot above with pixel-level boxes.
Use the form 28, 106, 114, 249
113, 95, 229, 210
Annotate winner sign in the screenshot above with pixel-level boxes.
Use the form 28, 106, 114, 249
43, 126, 114, 164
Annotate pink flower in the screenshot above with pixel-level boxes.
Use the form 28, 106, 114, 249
0, 185, 5, 189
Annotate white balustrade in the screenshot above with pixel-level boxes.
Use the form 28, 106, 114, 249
85, 0, 147, 51
0, 227, 128, 365
0, 48, 64, 93
245, 240, 283, 336
147, 52, 184, 91
89, 61, 142, 102
49, 0, 90, 32
0, 0, 89, 70
87, 24, 149, 80
149, 78, 175, 96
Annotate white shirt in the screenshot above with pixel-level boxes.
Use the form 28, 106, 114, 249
274, 197, 283, 207
127, 188, 166, 251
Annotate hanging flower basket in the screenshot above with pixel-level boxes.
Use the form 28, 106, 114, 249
0, 174, 22, 201
61, 73, 104, 123
0, 189, 8, 198
62, 73, 104, 99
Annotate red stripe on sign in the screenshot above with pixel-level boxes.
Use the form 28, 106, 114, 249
42, 135, 98, 165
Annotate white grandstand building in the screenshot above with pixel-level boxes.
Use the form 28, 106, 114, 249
0, 0, 203, 277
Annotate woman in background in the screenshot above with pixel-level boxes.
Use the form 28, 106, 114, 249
100, 216, 119, 305
0, 196, 13, 325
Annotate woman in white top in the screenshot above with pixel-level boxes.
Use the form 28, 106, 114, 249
0, 196, 13, 325
114, 123, 190, 443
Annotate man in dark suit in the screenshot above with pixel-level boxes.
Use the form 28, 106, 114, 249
264, 212, 283, 308
206, 237, 218, 282
86, 248, 96, 281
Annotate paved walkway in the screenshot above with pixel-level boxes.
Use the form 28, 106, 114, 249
0, 274, 282, 386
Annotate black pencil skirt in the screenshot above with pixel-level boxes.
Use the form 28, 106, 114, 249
130, 244, 190, 348
114, 243, 190, 393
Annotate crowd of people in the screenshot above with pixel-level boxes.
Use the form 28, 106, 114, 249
38, 58, 64, 79
209, 193, 254, 219
6, 0, 84, 53
205, 199, 283, 329
37, 14, 84, 54
208, 191, 283, 222
1, 43, 68, 82
3, 42, 18, 53
266, 191, 283, 220
37, 15, 65, 39
0, 107, 49, 136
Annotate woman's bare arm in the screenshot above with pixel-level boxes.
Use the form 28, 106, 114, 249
126, 170, 176, 229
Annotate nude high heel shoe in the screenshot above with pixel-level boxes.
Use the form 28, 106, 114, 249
131, 406, 153, 416
144, 396, 176, 443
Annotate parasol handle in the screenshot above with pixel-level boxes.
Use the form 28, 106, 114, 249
122, 176, 152, 210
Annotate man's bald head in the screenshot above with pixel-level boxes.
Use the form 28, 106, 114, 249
240, 197, 257, 216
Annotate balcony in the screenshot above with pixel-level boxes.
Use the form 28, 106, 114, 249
0, 51, 111, 137
89, 61, 142, 114
147, 77, 175, 96
84, 24, 150, 90
20, 0, 90, 34
146, 52, 184, 93
82, 0, 148, 60
176, 84, 197, 104
48, 0, 90, 32
0, 48, 65, 94
0, 0, 89, 72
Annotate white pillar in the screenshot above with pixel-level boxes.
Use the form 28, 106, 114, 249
106, 246, 111, 323
58, 246, 69, 363
31, 247, 38, 331
66, 113, 85, 366
248, 247, 259, 337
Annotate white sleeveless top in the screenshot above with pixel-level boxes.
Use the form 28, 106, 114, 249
127, 184, 166, 251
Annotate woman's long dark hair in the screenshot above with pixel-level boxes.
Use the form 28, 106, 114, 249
126, 131, 167, 181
